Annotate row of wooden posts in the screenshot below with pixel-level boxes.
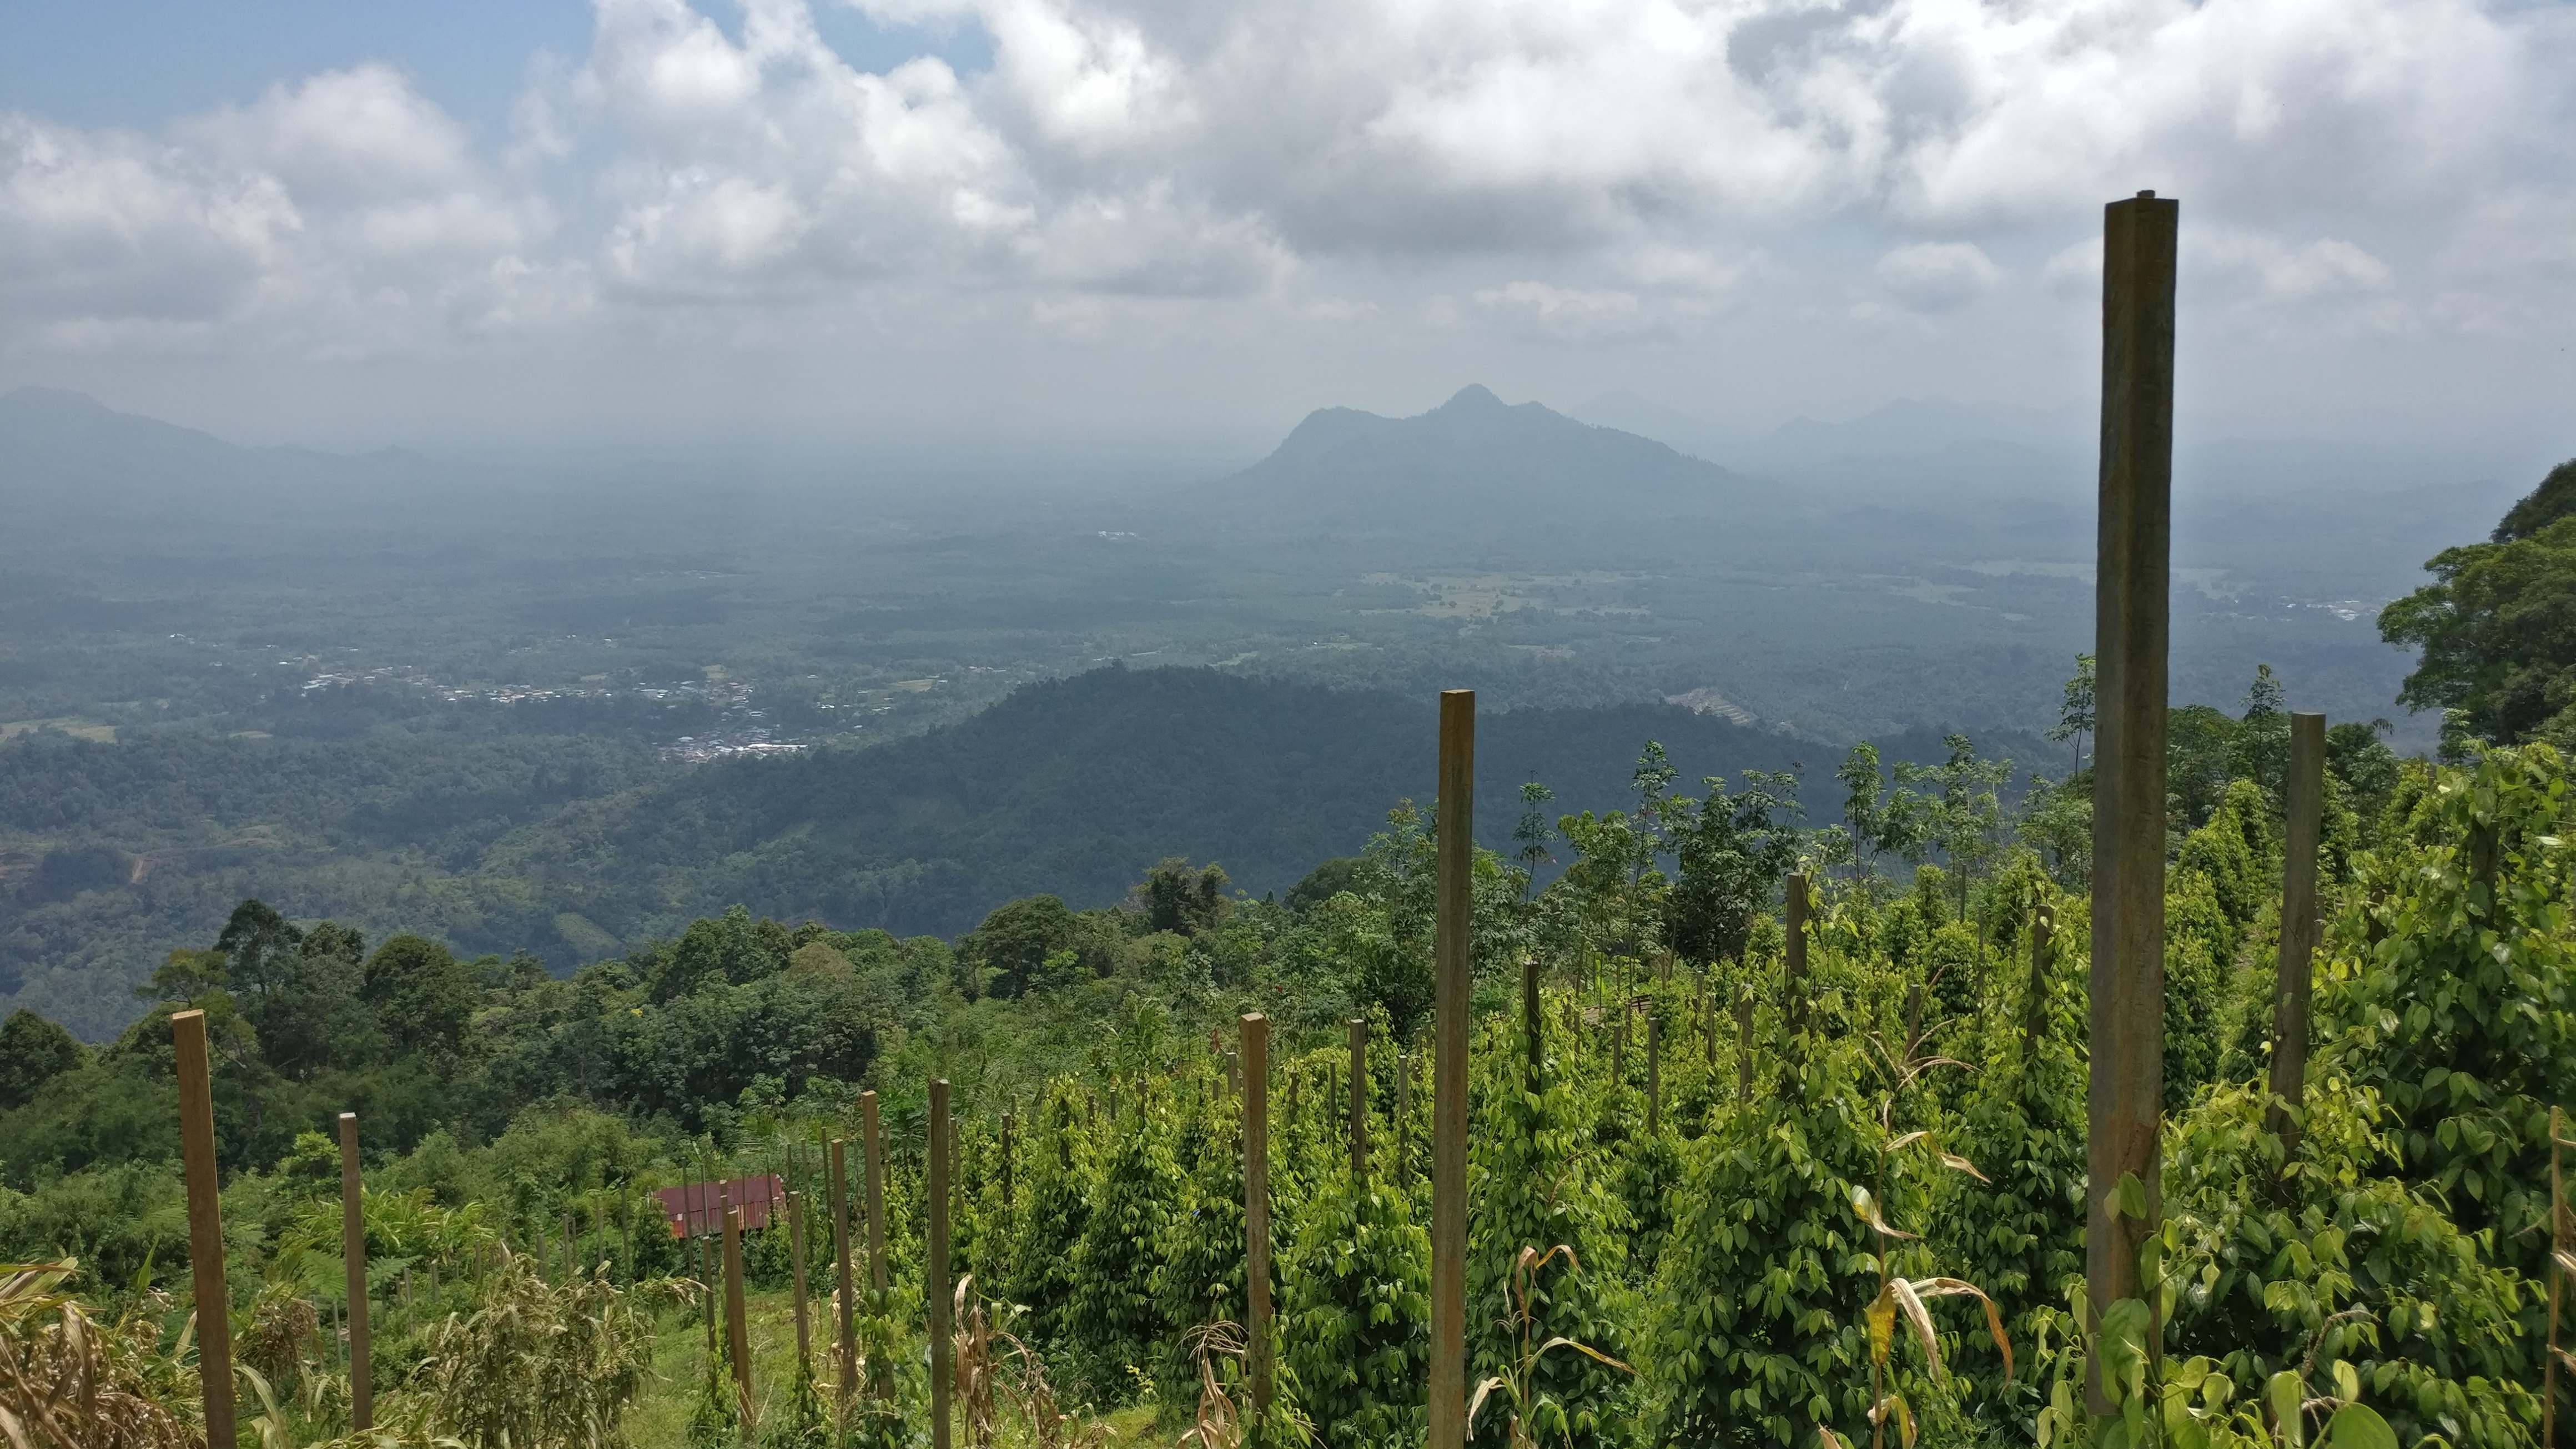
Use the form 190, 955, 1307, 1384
164, 193, 2381, 1442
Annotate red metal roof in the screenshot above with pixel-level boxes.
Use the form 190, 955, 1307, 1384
653, 1175, 786, 1237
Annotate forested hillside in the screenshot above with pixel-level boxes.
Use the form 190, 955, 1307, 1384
2, 662, 2062, 1042
7, 461, 2576, 1449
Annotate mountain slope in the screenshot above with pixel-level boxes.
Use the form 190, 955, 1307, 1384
496, 663, 1805, 943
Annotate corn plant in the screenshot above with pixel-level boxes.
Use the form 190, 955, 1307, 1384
0, 1260, 197, 1449
400, 1245, 664, 1449
1466, 1246, 1631, 1449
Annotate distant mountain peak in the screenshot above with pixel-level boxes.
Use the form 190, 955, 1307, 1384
1433, 383, 1510, 413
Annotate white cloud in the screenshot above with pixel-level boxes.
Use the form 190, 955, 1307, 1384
1475, 280, 1653, 343
1873, 241, 2004, 311
0, 0, 2564, 437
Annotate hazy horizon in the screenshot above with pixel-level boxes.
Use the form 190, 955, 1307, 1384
2, 0, 2568, 463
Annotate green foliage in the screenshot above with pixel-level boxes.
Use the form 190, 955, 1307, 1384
1467, 1010, 1631, 1449
2157, 1081, 2538, 1448
1009, 1079, 1096, 1352
2381, 459, 2576, 746
1280, 1169, 1430, 1449
2323, 743, 2576, 1294
1068, 1086, 1183, 1397
0, 1008, 85, 1110
1650, 1037, 1889, 1447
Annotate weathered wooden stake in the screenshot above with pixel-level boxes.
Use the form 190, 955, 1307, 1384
1395, 1048, 1411, 1190
1242, 1013, 1273, 1435
1704, 984, 1718, 1068
1733, 985, 1755, 1101
1611, 998, 1626, 1084
862, 1091, 889, 1294
2547, 1106, 2567, 1449
2087, 188, 2178, 1417
698, 1177, 720, 1356
722, 1200, 752, 1407
1646, 1015, 1661, 1135
339, 1111, 373, 1431
1521, 955, 1543, 1094
929, 1079, 953, 1449
789, 1189, 812, 1371
2265, 711, 2326, 1163
174, 1010, 236, 1449
1349, 1018, 1369, 1179
1783, 873, 1810, 1032
1430, 689, 1473, 1449
831, 1137, 857, 1398
2024, 904, 2056, 1058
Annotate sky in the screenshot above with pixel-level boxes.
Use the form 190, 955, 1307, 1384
0, 0, 2569, 462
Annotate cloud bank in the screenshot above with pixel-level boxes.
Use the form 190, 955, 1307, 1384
0, 0, 2567, 444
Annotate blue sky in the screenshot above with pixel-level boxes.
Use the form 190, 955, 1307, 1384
0, 0, 2567, 460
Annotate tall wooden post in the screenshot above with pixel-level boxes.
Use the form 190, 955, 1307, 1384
1349, 1018, 1369, 1179
1646, 1014, 1662, 1135
339, 1112, 373, 1431
2087, 188, 2178, 1416
831, 1138, 857, 1398
698, 1175, 719, 1356
1000, 1111, 1015, 1210
1783, 873, 1809, 1032
1733, 986, 1755, 1101
1704, 984, 1718, 1068
862, 1091, 889, 1294
1395, 1049, 1411, 1190
929, 1079, 953, 1449
2265, 712, 2326, 1160
1242, 1013, 1273, 1433
2547, 1106, 2566, 1449
1521, 955, 1543, 1094
174, 1010, 236, 1449
789, 1189, 812, 1370
722, 1201, 752, 1407
2024, 904, 2055, 1059
1430, 690, 1473, 1449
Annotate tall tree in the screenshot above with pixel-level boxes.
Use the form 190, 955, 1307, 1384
2379, 457, 2576, 747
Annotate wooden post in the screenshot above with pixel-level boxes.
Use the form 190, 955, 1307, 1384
929, 1079, 953, 1449
2547, 1106, 2566, 1449
1733, 985, 1755, 1101
1000, 1111, 1015, 1210
1348, 1018, 1369, 1179
1783, 873, 1809, 1032
1430, 689, 1473, 1449
2024, 904, 2056, 1059
789, 1189, 812, 1372
1705, 984, 1718, 1068
831, 1138, 857, 1398
1395, 1048, 1411, 1190
1611, 997, 1626, 1085
1520, 955, 1542, 1094
698, 1176, 720, 1356
2265, 712, 2326, 1161
1646, 1014, 1662, 1135
173, 1010, 236, 1449
2087, 188, 2178, 1416
1242, 1013, 1273, 1435
339, 1112, 373, 1431
722, 1200, 752, 1408
564, 1212, 576, 1280
862, 1091, 889, 1294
